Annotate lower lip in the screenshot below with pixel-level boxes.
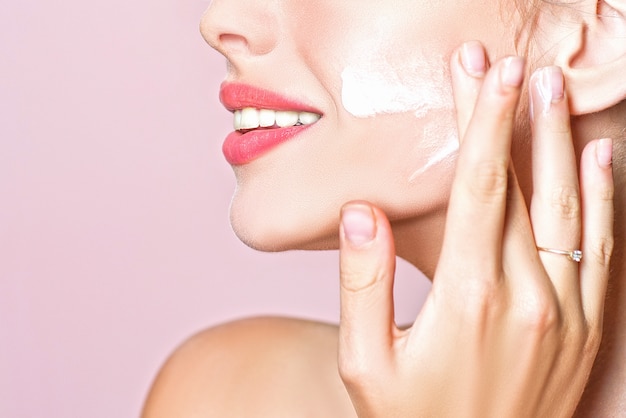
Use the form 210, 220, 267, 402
222, 124, 314, 165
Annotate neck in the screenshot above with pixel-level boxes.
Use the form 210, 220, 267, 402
394, 209, 447, 279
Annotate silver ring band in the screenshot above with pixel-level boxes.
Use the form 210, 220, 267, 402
537, 247, 583, 262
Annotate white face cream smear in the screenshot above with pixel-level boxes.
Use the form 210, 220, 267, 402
409, 130, 459, 182
340, 54, 453, 118
339, 42, 459, 183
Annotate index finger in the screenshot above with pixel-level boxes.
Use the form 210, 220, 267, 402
450, 41, 488, 140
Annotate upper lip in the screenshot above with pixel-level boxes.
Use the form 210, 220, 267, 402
219, 82, 323, 115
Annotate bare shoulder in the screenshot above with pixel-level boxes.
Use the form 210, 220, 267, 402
142, 317, 356, 418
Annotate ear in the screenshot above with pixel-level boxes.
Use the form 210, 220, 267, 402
554, 0, 626, 115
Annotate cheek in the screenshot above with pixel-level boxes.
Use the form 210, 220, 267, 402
336, 46, 459, 193
229, 3, 482, 251
302, 9, 460, 161
407, 119, 459, 182
363, 110, 459, 218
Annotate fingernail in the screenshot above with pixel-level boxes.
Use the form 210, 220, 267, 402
597, 138, 613, 168
461, 41, 486, 76
341, 204, 376, 246
501, 56, 525, 87
537, 66, 564, 106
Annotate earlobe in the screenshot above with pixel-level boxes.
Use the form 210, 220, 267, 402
554, 0, 626, 115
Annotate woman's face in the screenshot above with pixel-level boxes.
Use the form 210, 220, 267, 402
201, 1, 522, 252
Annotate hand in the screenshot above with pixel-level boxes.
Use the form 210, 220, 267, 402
337, 41, 614, 418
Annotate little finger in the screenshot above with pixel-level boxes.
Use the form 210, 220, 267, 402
579, 139, 614, 328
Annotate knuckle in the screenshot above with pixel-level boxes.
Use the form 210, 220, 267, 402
469, 159, 509, 204
340, 256, 385, 293
562, 320, 585, 350
597, 183, 615, 202
338, 354, 372, 389
588, 236, 614, 268
453, 278, 502, 322
549, 118, 572, 136
582, 326, 603, 358
340, 269, 378, 293
514, 292, 561, 335
550, 185, 581, 220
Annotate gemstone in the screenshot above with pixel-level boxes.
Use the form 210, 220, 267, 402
569, 250, 583, 262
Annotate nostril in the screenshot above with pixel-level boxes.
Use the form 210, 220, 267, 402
219, 33, 250, 54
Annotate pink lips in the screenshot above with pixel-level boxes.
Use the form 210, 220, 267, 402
219, 83, 322, 165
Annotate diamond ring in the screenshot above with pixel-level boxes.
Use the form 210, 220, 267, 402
537, 247, 583, 263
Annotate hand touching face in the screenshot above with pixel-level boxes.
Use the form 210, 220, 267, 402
337, 42, 614, 418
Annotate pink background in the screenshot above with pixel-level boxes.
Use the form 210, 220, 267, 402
1, 1, 430, 416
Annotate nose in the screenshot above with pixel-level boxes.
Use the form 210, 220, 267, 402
200, 0, 279, 58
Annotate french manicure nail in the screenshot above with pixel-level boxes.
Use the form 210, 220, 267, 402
597, 138, 613, 168
342, 204, 376, 246
502, 56, 525, 87
461, 41, 486, 76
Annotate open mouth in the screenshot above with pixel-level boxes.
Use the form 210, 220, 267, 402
220, 83, 324, 165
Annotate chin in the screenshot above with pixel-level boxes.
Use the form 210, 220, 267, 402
229, 198, 339, 253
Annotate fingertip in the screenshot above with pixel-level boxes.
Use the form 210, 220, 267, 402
451, 41, 489, 141
501, 56, 525, 88
581, 138, 614, 178
596, 138, 613, 170
341, 202, 377, 247
529, 66, 569, 127
460, 40, 487, 77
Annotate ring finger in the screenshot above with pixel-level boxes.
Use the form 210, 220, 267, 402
529, 66, 582, 305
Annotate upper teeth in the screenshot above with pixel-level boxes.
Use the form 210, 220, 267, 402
234, 108, 321, 131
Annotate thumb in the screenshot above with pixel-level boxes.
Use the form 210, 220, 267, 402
339, 202, 396, 374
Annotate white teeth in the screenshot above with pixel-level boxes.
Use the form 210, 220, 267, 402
233, 107, 321, 131
275, 111, 299, 128
259, 109, 275, 128
298, 112, 321, 125
233, 110, 242, 130
239, 108, 260, 130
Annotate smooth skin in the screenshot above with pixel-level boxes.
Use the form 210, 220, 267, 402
144, 0, 626, 416
142, 44, 614, 417
338, 45, 613, 418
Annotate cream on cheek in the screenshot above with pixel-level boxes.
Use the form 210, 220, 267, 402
340, 51, 459, 181
409, 123, 459, 182
341, 55, 451, 118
